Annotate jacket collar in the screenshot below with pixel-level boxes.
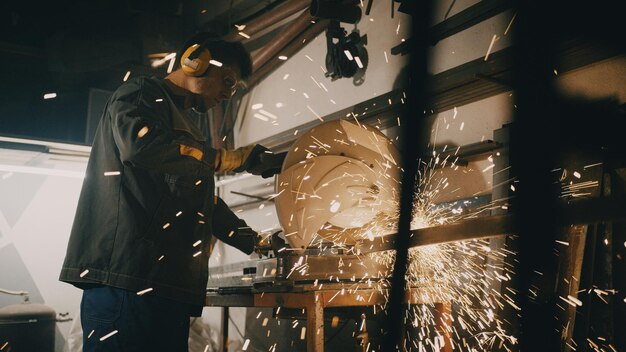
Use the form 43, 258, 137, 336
152, 77, 207, 142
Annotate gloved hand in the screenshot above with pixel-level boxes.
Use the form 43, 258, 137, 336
253, 234, 272, 257
253, 230, 288, 257
233, 145, 287, 178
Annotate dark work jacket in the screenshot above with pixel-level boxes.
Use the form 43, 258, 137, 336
59, 76, 254, 315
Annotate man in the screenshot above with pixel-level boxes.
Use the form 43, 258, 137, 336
59, 33, 283, 351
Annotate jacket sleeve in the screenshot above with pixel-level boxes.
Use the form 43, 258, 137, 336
211, 196, 255, 255
107, 79, 216, 177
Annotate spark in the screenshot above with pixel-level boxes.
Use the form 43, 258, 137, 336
43, 93, 57, 99
259, 109, 278, 120
99, 330, 118, 341
583, 162, 602, 169
162, 223, 170, 229
300, 327, 307, 340
80, 269, 89, 277
242, 339, 250, 350
384, 51, 389, 63
278, 55, 288, 60
193, 251, 202, 257
104, 171, 120, 176
195, 180, 202, 186
155, 98, 163, 102
123, 71, 131, 81
238, 32, 250, 39
484, 35, 497, 61
209, 60, 223, 67
307, 105, 324, 122
137, 287, 153, 296
254, 113, 269, 121
193, 240, 202, 247
504, 12, 517, 36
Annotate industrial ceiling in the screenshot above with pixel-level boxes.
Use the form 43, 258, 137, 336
0, 0, 286, 144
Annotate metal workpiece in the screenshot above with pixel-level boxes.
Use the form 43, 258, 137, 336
254, 254, 388, 286
355, 194, 626, 254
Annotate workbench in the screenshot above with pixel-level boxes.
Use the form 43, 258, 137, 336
206, 286, 452, 352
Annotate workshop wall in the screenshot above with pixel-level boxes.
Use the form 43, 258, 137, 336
0, 150, 86, 352
235, 0, 515, 147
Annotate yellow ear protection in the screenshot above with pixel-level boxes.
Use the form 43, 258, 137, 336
180, 42, 213, 77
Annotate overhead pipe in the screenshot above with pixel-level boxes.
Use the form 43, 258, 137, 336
251, 9, 314, 71
244, 19, 329, 89
224, 0, 311, 42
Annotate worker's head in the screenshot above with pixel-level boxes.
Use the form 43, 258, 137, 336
174, 32, 252, 110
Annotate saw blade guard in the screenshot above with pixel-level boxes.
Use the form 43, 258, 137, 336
275, 120, 401, 252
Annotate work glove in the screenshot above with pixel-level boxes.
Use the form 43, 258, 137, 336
234, 145, 287, 178
212, 196, 257, 255
254, 230, 288, 257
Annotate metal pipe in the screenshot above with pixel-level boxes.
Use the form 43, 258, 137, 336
224, 0, 311, 42
251, 9, 314, 72
245, 19, 329, 89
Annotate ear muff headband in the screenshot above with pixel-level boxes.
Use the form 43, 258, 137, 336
180, 43, 213, 77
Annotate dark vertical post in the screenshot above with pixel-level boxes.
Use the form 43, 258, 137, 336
382, 0, 432, 350
222, 307, 229, 352
510, 0, 560, 350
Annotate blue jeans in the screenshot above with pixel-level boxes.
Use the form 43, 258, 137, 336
81, 286, 192, 351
